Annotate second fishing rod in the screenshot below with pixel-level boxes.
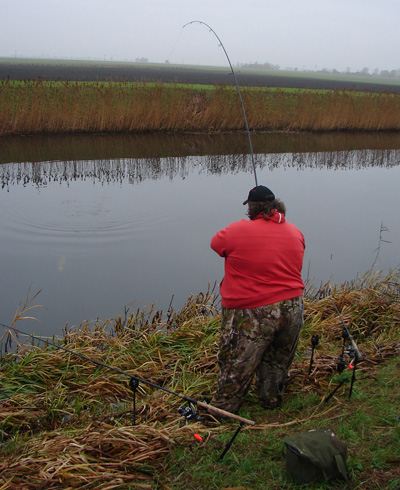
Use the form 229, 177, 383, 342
0, 322, 255, 428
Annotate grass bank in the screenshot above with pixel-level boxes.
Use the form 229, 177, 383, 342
1, 271, 399, 489
1, 79, 400, 136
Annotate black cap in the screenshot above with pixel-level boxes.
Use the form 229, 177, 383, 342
243, 185, 275, 205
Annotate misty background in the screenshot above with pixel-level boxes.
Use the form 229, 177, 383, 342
1, 0, 399, 75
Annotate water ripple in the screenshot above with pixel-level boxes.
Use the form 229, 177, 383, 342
3, 195, 166, 247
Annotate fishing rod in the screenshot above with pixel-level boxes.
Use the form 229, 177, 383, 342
183, 20, 258, 186
0, 322, 255, 430
330, 298, 362, 361
306, 293, 363, 400
324, 297, 362, 400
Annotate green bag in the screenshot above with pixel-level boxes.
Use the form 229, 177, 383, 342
284, 429, 348, 484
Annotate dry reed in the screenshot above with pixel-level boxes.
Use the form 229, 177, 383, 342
1, 80, 400, 136
0, 272, 399, 488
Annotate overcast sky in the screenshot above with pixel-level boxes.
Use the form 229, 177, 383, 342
1, 0, 398, 72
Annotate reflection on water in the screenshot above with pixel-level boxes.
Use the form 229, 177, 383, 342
2, 131, 400, 165
2, 148, 400, 190
1, 132, 400, 339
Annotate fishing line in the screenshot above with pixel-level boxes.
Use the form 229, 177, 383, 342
183, 20, 258, 186
167, 26, 185, 64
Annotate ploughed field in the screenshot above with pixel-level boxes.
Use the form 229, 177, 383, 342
1, 60, 400, 93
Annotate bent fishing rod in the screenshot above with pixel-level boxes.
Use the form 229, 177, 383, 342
183, 20, 258, 186
0, 322, 255, 427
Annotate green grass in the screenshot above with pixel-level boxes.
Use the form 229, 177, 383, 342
163, 358, 400, 490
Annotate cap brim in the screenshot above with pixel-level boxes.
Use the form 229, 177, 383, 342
243, 200, 248, 205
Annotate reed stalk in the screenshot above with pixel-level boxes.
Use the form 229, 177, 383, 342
1, 80, 400, 135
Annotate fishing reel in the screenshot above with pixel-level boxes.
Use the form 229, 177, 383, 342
337, 327, 358, 373
328, 340, 359, 400
342, 345, 357, 362
178, 402, 203, 426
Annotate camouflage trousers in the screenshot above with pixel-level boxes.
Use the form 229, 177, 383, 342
211, 296, 303, 413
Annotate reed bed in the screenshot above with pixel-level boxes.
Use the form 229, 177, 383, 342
0, 272, 399, 489
1, 80, 400, 136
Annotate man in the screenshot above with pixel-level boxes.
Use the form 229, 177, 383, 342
210, 185, 305, 413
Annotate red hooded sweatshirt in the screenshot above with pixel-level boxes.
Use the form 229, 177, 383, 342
210, 211, 305, 309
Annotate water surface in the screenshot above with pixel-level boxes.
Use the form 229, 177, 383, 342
1, 132, 400, 340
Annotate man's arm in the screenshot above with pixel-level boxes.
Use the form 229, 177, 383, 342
210, 227, 228, 257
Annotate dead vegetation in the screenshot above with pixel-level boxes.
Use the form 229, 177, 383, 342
1, 80, 400, 136
0, 271, 399, 489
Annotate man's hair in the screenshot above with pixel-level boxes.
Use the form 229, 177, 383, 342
247, 199, 286, 220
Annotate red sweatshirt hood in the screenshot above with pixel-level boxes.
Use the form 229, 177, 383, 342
256, 210, 286, 224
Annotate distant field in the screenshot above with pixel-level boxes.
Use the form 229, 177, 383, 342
2, 58, 400, 136
1, 58, 400, 93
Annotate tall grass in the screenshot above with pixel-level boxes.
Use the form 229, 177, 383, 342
1, 80, 400, 135
1, 271, 399, 488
